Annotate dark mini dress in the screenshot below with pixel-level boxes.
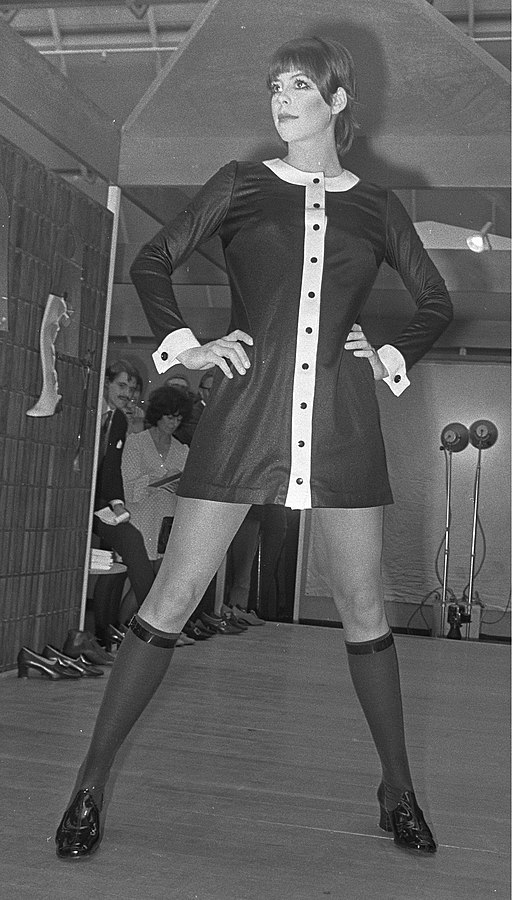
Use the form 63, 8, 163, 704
130, 159, 452, 509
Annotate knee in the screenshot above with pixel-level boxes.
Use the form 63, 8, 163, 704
334, 586, 385, 631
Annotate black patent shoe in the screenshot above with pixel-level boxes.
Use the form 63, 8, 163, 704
378, 783, 437, 853
55, 788, 103, 860
62, 630, 115, 666
17, 647, 82, 680
200, 612, 244, 635
182, 621, 210, 641
42, 645, 104, 677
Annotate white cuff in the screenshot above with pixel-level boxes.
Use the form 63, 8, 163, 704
377, 345, 410, 397
152, 328, 201, 374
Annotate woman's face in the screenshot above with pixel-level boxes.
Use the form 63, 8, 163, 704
270, 70, 343, 145
156, 412, 182, 437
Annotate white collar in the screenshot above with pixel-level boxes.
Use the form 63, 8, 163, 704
263, 158, 359, 192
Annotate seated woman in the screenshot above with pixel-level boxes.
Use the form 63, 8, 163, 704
122, 385, 192, 563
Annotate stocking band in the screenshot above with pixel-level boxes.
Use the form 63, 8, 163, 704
345, 630, 394, 655
129, 615, 179, 649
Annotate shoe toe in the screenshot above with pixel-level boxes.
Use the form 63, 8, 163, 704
56, 789, 102, 861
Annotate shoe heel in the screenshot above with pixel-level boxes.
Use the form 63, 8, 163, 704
379, 804, 392, 832
377, 782, 393, 832
17, 653, 29, 678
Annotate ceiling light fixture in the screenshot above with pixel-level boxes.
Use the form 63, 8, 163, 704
466, 220, 493, 253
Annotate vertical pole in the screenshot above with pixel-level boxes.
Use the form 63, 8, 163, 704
465, 447, 482, 639
292, 510, 308, 623
214, 555, 227, 612
78, 185, 121, 630
467, 0, 475, 38
437, 451, 453, 638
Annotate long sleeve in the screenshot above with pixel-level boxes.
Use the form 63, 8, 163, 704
130, 161, 237, 345
122, 433, 151, 504
96, 409, 126, 507
383, 192, 453, 369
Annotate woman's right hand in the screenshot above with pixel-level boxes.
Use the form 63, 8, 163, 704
177, 329, 253, 379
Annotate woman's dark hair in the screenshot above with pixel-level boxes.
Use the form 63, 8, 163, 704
144, 385, 193, 428
267, 36, 359, 158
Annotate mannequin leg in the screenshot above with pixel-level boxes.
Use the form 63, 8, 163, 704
312, 507, 436, 853
56, 498, 250, 860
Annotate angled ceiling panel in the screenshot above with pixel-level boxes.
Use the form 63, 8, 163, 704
120, 0, 510, 188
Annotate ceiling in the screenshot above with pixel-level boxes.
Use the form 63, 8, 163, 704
2, 2, 510, 113
0, 1, 510, 348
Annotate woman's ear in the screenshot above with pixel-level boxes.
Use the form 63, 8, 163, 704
331, 87, 348, 114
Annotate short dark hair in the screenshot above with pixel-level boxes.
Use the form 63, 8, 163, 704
267, 36, 359, 158
144, 385, 193, 428
105, 358, 140, 384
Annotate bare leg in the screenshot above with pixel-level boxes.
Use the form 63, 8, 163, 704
139, 497, 251, 631
312, 506, 388, 642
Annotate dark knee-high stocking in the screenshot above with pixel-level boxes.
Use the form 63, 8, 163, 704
345, 630, 413, 810
76, 615, 179, 795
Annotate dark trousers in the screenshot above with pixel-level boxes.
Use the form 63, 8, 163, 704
92, 519, 155, 639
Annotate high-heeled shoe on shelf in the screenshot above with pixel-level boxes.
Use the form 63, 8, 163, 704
17, 647, 82, 680
377, 782, 437, 853
42, 645, 104, 677
55, 787, 104, 860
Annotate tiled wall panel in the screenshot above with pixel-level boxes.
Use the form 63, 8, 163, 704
0, 136, 112, 671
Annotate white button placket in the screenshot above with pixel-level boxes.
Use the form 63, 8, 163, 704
284, 174, 326, 508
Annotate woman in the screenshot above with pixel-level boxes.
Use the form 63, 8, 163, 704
56, 36, 452, 860
116, 386, 193, 633
122, 385, 191, 560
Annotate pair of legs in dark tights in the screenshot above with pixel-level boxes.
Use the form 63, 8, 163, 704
57, 498, 430, 857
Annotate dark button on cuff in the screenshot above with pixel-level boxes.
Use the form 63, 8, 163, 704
300, 402, 307, 409
302, 363, 309, 370
394, 374, 401, 383
161, 352, 168, 361
298, 441, 305, 447
296, 478, 303, 484
308, 291, 315, 298
313, 224, 320, 231
313, 178, 320, 184
305, 327, 313, 334
310, 257, 318, 263
313, 203, 320, 208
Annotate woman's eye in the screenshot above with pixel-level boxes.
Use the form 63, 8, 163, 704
295, 79, 310, 89
270, 83, 281, 94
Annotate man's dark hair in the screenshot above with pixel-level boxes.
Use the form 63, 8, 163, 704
105, 359, 140, 384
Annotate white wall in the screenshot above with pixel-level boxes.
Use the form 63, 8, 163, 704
304, 359, 511, 620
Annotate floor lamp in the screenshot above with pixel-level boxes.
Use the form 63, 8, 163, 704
436, 423, 470, 637
462, 420, 499, 639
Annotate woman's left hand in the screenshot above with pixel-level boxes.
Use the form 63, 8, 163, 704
344, 324, 388, 381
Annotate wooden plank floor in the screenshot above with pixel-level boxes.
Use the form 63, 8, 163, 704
1, 624, 510, 900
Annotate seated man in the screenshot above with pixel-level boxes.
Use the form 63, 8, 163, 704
82, 360, 155, 650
